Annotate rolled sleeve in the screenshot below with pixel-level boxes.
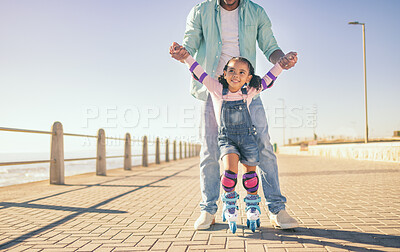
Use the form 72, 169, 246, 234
182, 5, 203, 56
257, 8, 281, 62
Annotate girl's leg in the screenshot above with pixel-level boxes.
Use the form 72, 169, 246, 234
223, 153, 239, 173
242, 164, 261, 232
242, 164, 259, 195
220, 153, 239, 192
221, 153, 240, 234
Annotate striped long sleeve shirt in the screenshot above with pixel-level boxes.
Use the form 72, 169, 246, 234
184, 55, 282, 126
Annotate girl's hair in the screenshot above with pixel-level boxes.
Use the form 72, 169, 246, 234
218, 57, 262, 90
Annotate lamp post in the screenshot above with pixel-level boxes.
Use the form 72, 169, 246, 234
348, 21, 368, 144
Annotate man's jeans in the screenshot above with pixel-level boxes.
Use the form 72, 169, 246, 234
199, 95, 287, 215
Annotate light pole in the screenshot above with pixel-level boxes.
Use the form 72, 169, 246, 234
348, 21, 368, 144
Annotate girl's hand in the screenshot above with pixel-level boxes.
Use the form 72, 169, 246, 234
170, 42, 190, 62
279, 52, 298, 70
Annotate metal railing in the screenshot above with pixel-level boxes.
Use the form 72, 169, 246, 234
0, 122, 201, 185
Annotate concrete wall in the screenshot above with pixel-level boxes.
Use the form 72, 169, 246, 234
278, 142, 400, 163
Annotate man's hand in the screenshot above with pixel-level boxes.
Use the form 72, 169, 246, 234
278, 52, 298, 70
170, 42, 190, 63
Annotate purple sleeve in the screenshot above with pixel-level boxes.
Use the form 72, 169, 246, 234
185, 55, 219, 92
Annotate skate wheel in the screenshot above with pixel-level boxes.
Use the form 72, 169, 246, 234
246, 219, 250, 228
229, 222, 237, 234
256, 218, 261, 227
249, 220, 256, 232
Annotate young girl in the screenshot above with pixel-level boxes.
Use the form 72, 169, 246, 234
170, 42, 296, 233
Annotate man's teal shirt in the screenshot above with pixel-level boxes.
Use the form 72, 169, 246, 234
182, 0, 281, 101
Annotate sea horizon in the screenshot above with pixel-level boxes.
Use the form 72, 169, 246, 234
0, 149, 159, 187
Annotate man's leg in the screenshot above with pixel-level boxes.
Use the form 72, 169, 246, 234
194, 95, 220, 229
249, 97, 286, 213
249, 97, 298, 229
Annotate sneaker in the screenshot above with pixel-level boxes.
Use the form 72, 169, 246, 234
269, 209, 299, 229
194, 211, 215, 230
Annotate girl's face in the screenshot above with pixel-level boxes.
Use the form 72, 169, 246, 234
223, 59, 253, 93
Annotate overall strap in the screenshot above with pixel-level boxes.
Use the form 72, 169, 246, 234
222, 85, 248, 100
222, 86, 229, 100
222, 86, 229, 96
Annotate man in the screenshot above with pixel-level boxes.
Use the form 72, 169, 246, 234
171, 0, 298, 230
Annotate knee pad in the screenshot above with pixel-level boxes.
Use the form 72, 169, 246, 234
243, 171, 259, 193
221, 170, 237, 192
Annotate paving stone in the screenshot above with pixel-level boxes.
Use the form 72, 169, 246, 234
150, 240, 172, 250
167, 244, 187, 252
0, 156, 399, 252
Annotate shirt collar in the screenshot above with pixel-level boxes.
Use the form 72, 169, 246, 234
216, 0, 246, 11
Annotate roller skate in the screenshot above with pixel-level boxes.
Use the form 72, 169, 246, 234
244, 194, 261, 232
221, 191, 239, 234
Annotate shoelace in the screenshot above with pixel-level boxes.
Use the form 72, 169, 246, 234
225, 192, 237, 214
245, 195, 260, 213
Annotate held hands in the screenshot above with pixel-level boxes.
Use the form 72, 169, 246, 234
278, 52, 298, 70
169, 42, 190, 63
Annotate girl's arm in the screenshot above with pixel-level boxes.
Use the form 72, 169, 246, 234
183, 54, 217, 92
170, 42, 217, 91
259, 51, 297, 92
259, 63, 283, 92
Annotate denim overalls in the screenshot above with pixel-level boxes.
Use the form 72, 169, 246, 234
218, 85, 260, 166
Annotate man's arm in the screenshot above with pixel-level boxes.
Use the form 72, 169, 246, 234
182, 5, 203, 56
269, 49, 285, 65
257, 8, 297, 70
257, 8, 281, 63
270, 49, 298, 69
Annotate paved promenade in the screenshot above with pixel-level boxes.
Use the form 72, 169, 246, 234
0, 155, 399, 251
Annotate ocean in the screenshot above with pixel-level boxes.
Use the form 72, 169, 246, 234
0, 148, 161, 187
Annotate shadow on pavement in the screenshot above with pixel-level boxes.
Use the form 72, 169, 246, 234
0, 164, 196, 250
244, 226, 400, 252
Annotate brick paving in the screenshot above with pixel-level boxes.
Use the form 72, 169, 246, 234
0, 155, 399, 251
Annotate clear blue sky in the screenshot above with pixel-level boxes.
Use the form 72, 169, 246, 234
1, 0, 399, 153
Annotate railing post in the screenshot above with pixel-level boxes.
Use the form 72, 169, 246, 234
142, 135, 148, 167
165, 139, 170, 162
124, 133, 132, 170
173, 140, 177, 161
155, 137, 160, 164
50, 121, 65, 185
96, 129, 106, 176
184, 142, 187, 158
179, 141, 182, 159
188, 143, 191, 158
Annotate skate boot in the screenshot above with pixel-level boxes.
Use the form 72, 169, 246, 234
221, 191, 239, 234
244, 194, 261, 232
